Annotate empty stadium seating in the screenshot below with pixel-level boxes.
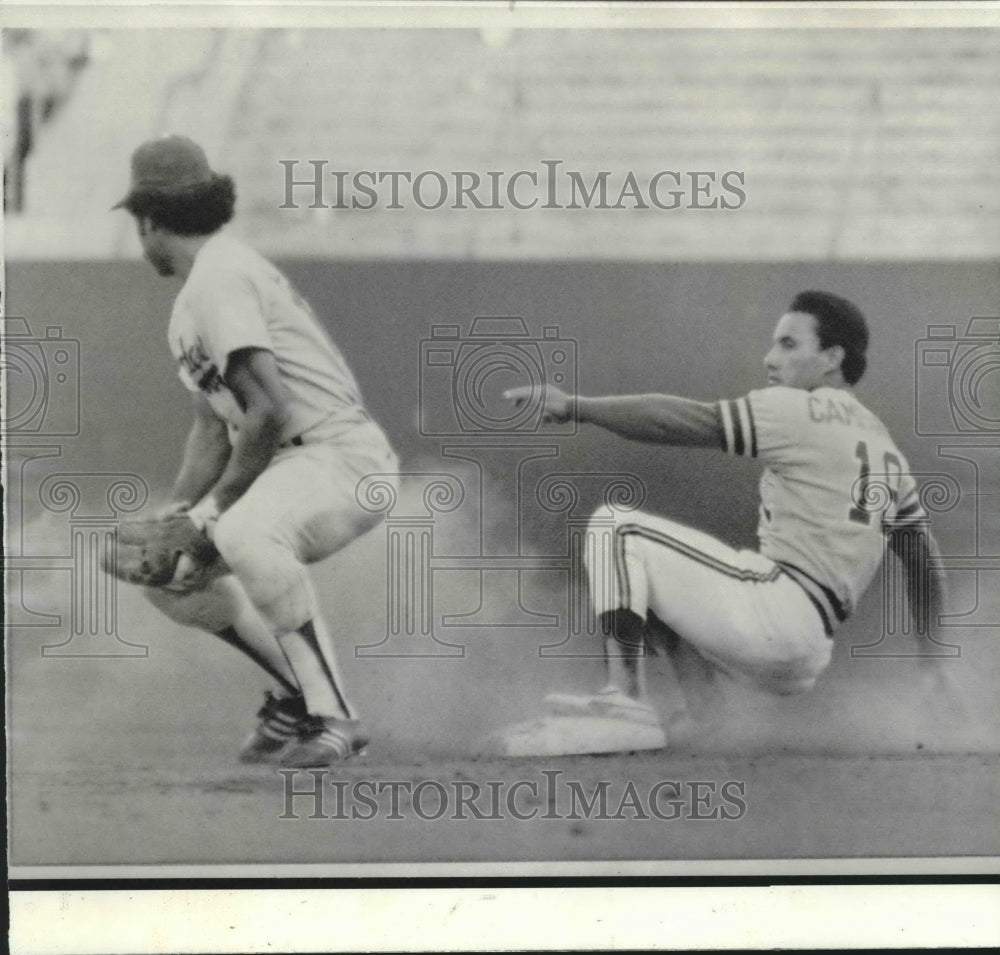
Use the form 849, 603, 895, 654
10, 27, 1000, 258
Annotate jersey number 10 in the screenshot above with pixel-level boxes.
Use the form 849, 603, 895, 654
848, 440, 902, 525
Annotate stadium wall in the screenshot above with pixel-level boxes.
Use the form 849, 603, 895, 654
7, 258, 998, 753
7, 257, 996, 490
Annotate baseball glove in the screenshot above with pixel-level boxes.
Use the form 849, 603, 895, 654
103, 514, 220, 589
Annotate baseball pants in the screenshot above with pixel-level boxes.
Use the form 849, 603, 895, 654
150, 419, 398, 636
585, 504, 833, 694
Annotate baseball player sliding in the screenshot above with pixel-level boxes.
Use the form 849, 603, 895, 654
109, 135, 397, 767
504, 291, 949, 754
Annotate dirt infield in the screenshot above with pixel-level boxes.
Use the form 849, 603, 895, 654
7, 259, 998, 874
9, 561, 999, 872
11, 733, 997, 868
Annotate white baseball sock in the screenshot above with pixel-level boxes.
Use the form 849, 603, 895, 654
276, 614, 356, 720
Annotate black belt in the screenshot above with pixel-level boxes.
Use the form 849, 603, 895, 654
279, 409, 372, 449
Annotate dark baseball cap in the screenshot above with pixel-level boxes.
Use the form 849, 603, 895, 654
112, 135, 217, 210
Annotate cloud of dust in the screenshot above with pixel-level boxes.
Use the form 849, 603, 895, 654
318, 464, 999, 758
9, 496, 997, 766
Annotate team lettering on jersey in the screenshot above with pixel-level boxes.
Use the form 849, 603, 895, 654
167, 233, 382, 450
715, 385, 927, 621
176, 334, 226, 395
807, 392, 886, 432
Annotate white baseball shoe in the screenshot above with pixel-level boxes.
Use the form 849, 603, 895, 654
544, 685, 661, 727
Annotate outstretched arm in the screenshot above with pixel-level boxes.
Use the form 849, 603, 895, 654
505, 385, 723, 448
578, 393, 724, 447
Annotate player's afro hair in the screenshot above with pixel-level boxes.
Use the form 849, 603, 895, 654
124, 175, 236, 236
791, 290, 869, 385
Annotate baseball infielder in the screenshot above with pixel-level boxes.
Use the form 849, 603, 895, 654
113, 135, 397, 767
506, 291, 948, 752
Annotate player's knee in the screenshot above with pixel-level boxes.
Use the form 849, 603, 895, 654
211, 523, 309, 628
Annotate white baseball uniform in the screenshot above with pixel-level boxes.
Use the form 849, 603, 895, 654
149, 231, 397, 716
587, 385, 926, 693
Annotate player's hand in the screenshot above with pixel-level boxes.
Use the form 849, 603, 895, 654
504, 384, 575, 425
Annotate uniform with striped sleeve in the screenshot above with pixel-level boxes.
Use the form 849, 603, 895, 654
720, 385, 926, 631
586, 385, 925, 693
